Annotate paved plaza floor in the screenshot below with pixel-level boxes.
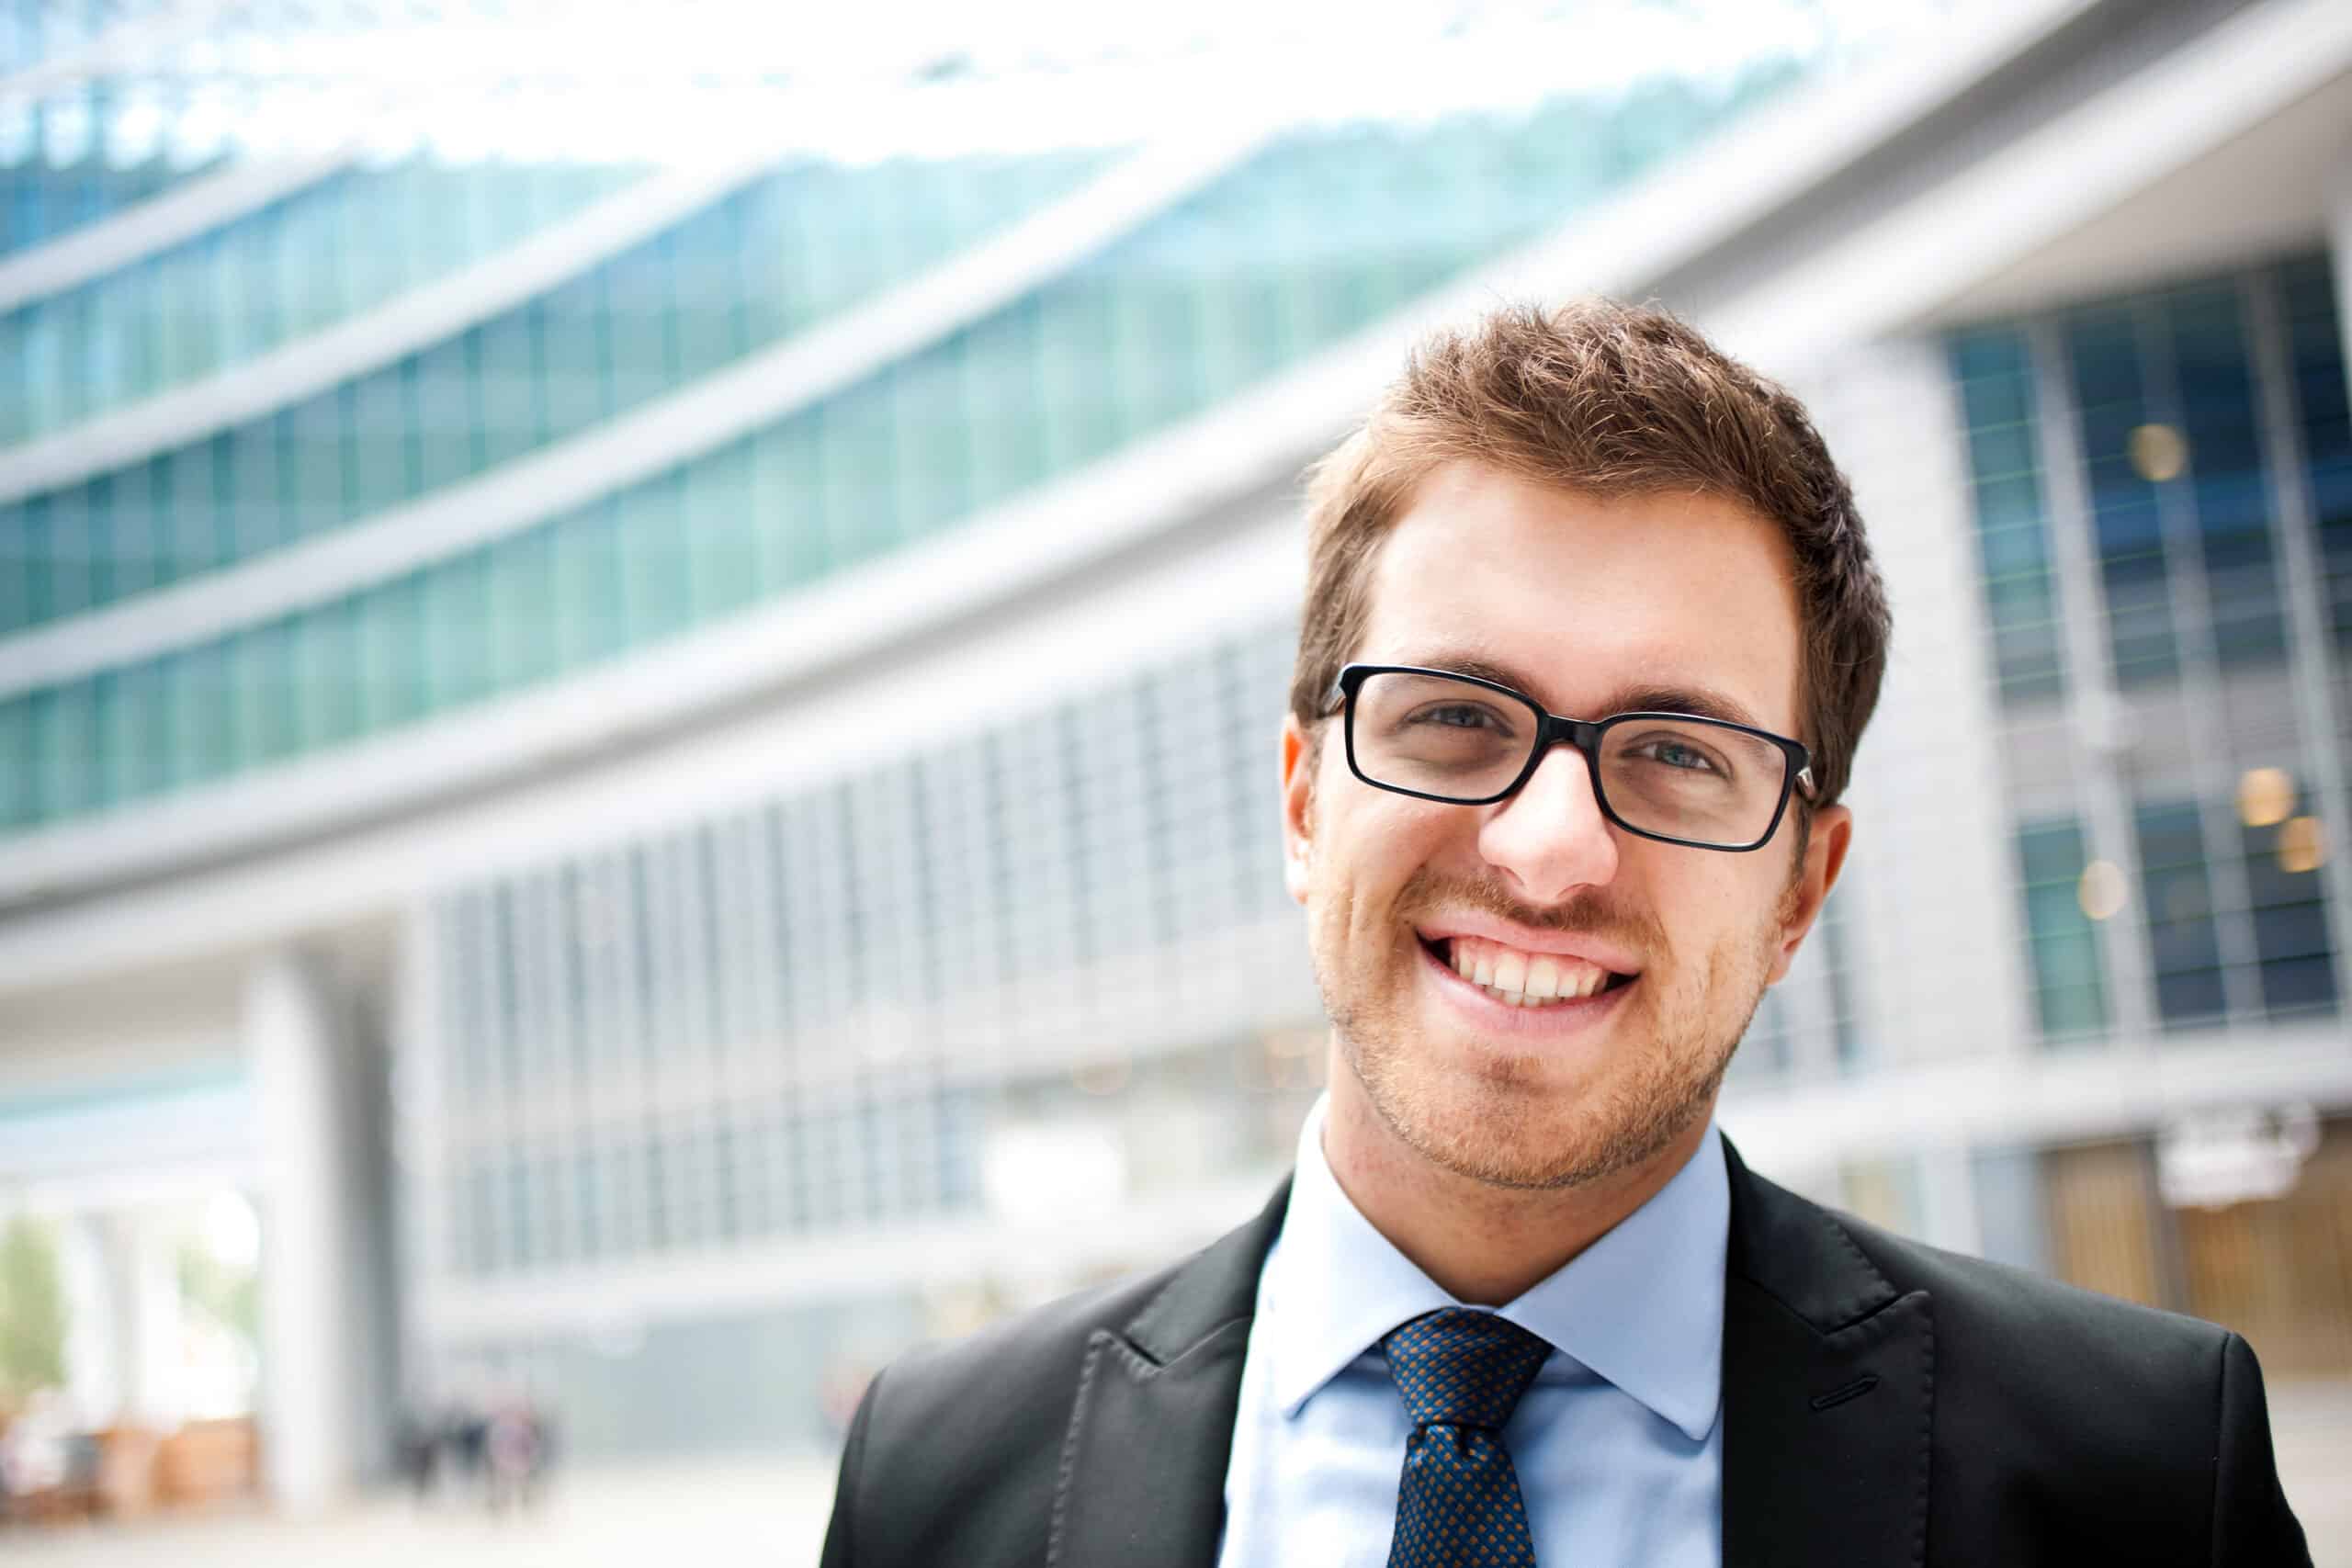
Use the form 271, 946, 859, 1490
1, 1453, 841, 1568
6, 1381, 2347, 1566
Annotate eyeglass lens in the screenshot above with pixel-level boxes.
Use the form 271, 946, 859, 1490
1348, 671, 1791, 847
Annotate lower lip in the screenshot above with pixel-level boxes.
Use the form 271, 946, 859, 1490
1419, 940, 1636, 1036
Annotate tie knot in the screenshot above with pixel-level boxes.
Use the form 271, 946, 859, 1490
1380, 1308, 1552, 1431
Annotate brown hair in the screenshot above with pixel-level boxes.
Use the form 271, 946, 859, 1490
1289, 298, 1889, 809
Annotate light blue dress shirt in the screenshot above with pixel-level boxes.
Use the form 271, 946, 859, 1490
1216, 1095, 1728, 1568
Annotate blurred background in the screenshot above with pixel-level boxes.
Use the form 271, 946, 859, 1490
0, 0, 2346, 1560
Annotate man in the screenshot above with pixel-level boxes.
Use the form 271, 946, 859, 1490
819, 301, 2311, 1565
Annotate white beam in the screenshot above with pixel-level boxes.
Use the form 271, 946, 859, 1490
0, 155, 765, 512
0, 150, 356, 316
0, 124, 1268, 694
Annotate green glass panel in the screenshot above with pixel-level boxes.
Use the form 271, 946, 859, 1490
618, 471, 691, 646
92, 668, 141, 808
552, 500, 628, 666
158, 444, 213, 583
413, 336, 477, 494
20, 492, 52, 625
105, 658, 160, 805
683, 438, 760, 622
231, 622, 299, 764
49, 484, 91, 620
350, 366, 413, 518
105, 462, 156, 601
30, 682, 95, 824
82, 472, 114, 609
2135, 799, 2224, 1026
355, 573, 430, 731
488, 528, 559, 691
0, 502, 25, 633
673, 200, 745, 383
227, 420, 284, 560
537, 276, 607, 443
0, 697, 31, 829
297, 600, 363, 749
2016, 819, 2108, 1040
0, 310, 27, 442
424, 553, 493, 712
475, 308, 540, 470
747, 423, 798, 594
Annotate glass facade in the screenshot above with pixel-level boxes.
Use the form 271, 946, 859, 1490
1950, 326, 2065, 704
0, 0, 224, 259
0, 150, 1103, 630
2279, 255, 2352, 655
2016, 816, 2108, 1039
0, 64, 1799, 838
1960, 254, 2348, 1046
0, 159, 645, 446
426, 619, 1306, 1280
0, 146, 214, 260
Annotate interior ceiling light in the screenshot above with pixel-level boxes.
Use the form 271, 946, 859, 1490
2236, 766, 2294, 829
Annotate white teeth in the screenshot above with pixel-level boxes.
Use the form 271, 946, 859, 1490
1442, 933, 1622, 1007
1491, 950, 1527, 995
1525, 956, 1560, 1000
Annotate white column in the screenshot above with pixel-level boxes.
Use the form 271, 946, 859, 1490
2333, 147, 2352, 402
55, 1210, 119, 1428
1914, 1145, 1985, 1258
96, 1207, 184, 1429
246, 949, 359, 1512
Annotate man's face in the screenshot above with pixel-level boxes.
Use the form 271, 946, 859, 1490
1282, 461, 1851, 1190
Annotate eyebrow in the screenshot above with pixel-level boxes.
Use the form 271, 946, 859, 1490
1405, 653, 1776, 733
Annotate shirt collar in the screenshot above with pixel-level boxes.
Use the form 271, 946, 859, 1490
1260, 1093, 1727, 1443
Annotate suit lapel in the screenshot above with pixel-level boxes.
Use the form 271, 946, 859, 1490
1046, 1145, 1937, 1566
1720, 1140, 1935, 1568
1048, 1181, 1288, 1568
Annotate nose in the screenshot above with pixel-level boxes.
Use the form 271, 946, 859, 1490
1476, 742, 1620, 904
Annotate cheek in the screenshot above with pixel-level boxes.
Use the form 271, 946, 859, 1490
1642, 858, 1779, 956
1310, 796, 1457, 933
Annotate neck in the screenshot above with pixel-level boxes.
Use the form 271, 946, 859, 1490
1318, 1062, 1713, 1306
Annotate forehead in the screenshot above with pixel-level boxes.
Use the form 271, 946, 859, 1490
1359, 462, 1804, 730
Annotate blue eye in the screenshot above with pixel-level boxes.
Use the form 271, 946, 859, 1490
1621, 734, 1730, 778
1419, 704, 1503, 730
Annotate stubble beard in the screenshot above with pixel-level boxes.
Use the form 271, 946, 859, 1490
1313, 867, 1792, 1192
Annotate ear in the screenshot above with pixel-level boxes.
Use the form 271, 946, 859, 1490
1280, 714, 1317, 905
1765, 803, 1852, 986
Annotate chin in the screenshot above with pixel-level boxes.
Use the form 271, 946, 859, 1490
1358, 1044, 1711, 1192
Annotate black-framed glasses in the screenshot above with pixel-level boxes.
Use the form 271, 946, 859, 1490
1325, 663, 1814, 852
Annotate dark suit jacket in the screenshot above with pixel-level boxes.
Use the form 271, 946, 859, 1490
820, 1138, 2311, 1565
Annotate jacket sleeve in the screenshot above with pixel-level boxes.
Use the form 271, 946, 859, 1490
2210, 1331, 2311, 1566
819, 1373, 881, 1568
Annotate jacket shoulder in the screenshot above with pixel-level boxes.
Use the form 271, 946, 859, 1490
1732, 1155, 2310, 1562
874, 1258, 1181, 1434
821, 1252, 1196, 1568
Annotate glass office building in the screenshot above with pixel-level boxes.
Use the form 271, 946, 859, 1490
2, 0, 2347, 1497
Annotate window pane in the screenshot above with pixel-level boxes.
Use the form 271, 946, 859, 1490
2017, 818, 2108, 1040
2134, 800, 2225, 1026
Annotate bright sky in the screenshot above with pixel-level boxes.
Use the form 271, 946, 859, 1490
6, 0, 1960, 167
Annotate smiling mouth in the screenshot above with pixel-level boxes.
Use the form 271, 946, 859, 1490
1419, 933, 1637, 1009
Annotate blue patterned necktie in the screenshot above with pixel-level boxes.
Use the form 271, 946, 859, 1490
1382, 1307, 1553, 1568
